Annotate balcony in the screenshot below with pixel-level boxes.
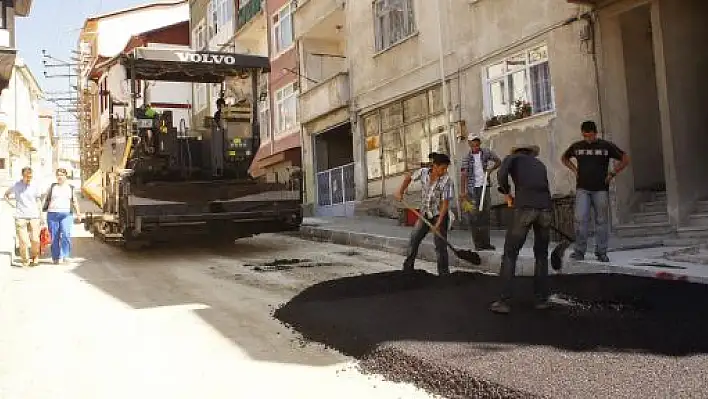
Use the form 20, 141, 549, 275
299, 72, 349, 123
235, 0, 266, 43
294, 0, 345, 41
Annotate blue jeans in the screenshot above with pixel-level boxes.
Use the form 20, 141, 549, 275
47, 212, 73, 261
574, 189, 609, 255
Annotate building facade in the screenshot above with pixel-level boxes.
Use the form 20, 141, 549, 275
0, 57, 43, 182
573, 0, 708, 239
0, 0, 33, 182
0, 0, 32, 91
332, 0, 708, 239
293, 0, 352, 216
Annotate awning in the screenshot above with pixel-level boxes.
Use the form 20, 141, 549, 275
122, 47, 271, 83
0, 49, 17, 91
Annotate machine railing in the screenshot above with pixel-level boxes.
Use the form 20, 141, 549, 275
316, 162, 355, 207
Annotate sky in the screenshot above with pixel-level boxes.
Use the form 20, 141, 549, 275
16, 0, 156, 139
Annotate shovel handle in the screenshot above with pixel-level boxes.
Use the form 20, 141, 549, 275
401, 201, 456, 252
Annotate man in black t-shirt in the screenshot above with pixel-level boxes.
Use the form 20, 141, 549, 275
562, 121, 630, 262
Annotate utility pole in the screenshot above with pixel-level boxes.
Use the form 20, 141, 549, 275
42, 49, 81, 174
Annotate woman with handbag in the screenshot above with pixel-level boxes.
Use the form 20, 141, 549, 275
43, 168, 82, 264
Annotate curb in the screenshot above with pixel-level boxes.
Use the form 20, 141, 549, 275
300, 225, 531, 276
298, 225, 708, 284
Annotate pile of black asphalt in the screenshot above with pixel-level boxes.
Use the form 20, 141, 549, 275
274, 270, 708, 399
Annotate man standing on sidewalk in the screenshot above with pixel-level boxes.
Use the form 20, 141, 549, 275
395, 153, 454, 276
460, 136, 501, 251
491, 145, 553, 314
561, 121, 630, 262
3, 167, 43, 267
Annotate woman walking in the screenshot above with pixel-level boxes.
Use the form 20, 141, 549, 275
44, 168, 81, 264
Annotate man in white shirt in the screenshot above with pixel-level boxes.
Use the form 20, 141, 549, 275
4, 167, 43, 267
460, 136, 501, 251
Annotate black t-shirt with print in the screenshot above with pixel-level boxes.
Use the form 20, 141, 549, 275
563, 139, 625, 191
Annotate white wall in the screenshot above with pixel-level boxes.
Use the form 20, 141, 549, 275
96, 3, 189, 57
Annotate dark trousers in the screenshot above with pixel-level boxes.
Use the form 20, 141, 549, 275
465, 186, 492, 248
499, 208, 552, 301
403, 214, 450, 275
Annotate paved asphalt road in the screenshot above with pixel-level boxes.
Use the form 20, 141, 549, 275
0, 228, 433, 399
1, 222, 707, 398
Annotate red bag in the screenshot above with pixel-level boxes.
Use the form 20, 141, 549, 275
40, 227, 51, 254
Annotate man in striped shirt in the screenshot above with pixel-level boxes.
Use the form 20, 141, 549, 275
460, 136, 501, 251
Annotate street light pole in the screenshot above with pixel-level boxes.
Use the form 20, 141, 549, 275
434, 0, 462, 218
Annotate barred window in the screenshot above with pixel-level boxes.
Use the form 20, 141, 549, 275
364, 86, 445, 181
374, 0, 416, 52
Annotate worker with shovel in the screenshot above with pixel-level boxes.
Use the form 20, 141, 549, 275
490, 144, 553, 314
395, 153, 455, 276
460, 135, 501, 251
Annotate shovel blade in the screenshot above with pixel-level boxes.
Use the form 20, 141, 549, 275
551, 240, 571, 271
456, 249, 482, 265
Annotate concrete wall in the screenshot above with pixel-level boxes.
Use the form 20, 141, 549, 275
619, 4, 664, 192
658, 0, 708, 221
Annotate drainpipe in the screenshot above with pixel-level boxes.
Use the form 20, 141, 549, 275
434, 0, 462, 216
585, 10, 605, 139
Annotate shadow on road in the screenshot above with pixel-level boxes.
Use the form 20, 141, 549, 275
67, 235, 351, 367
274, 270, 708, 357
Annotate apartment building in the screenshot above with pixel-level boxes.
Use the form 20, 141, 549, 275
0, 57, 43, 181
0, 0, 33, 181
247, 0, 301, 183
338, 0, 708, 239
0, 0, 32, 90
77, 0, 189, 180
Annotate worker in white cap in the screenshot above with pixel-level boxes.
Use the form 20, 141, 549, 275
459, 135, 501, 251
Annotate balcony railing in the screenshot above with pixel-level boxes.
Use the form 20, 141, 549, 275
317, 162, 355, 207
237, 0, 262, 30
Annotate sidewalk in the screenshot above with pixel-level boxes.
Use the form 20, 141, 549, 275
299, 216, 708, 284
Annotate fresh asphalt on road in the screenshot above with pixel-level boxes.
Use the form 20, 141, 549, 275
1, 221, 707, 398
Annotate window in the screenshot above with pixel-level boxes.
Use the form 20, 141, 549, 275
374, 0, 416, 52
364, 113, 382, 179
192, 20, 206, 50
259, 100, 271, 142
484, 44, 553, 121
272, 2, 294, 55
195, 84, 207, 111
274, 83, 297, 135
364, 86, 444, 180
207, 0, 235, 39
